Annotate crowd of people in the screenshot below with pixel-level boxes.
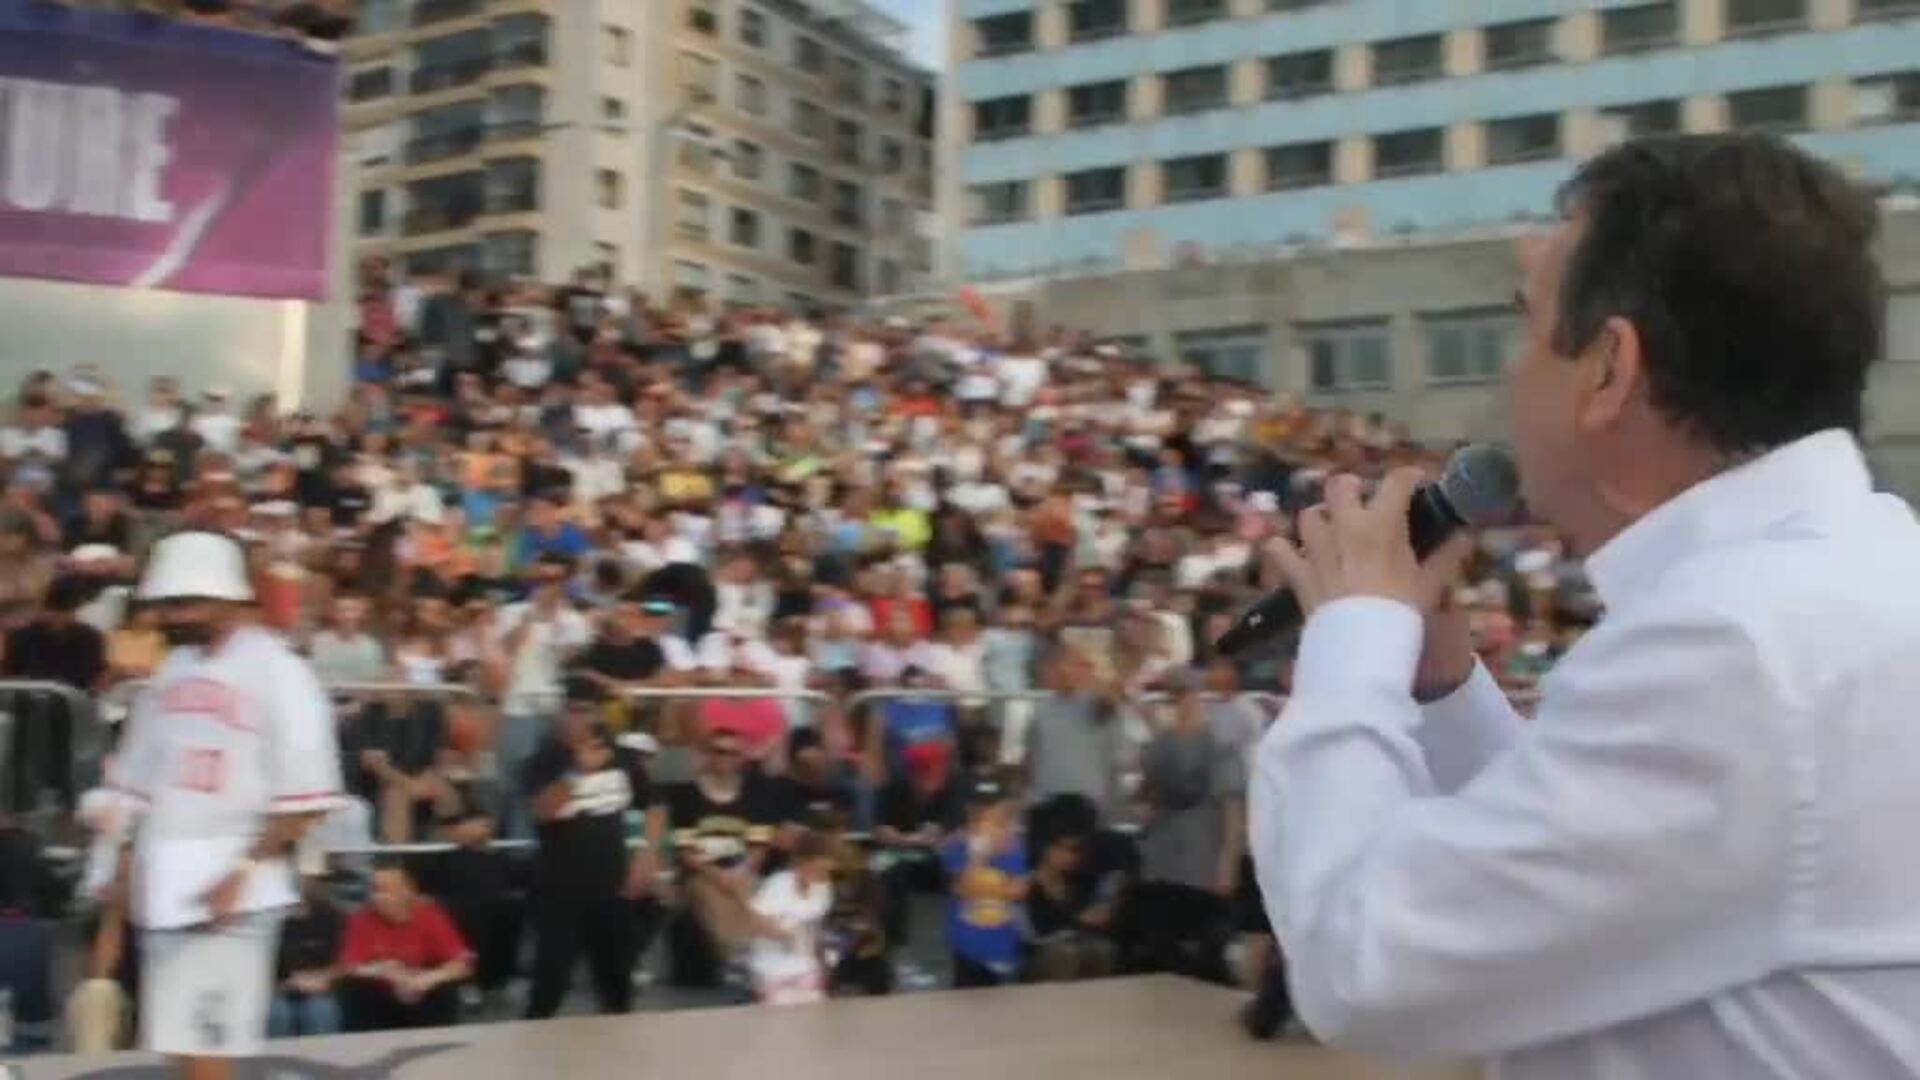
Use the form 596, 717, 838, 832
0, 259, 1594, 1054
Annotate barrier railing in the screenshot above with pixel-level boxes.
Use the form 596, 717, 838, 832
0, 680, 108, 818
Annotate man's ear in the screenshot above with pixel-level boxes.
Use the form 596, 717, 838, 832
1576, 315, 1644, 433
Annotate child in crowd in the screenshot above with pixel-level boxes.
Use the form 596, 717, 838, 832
941, 778, 1029, 988
748, 831, 837, 1006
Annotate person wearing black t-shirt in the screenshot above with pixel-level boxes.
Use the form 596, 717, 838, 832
652, 729, 776, 988
3, 574, 106, 812
872, 744, 962, 961
518, 686, 656, 1019
770, 728, 855, 837
570, 593, 681, 733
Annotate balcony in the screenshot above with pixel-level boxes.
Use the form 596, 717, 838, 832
409, 56, 493, 94
402, 205, 481, 237
485, 118, 545, 142
494, 39, 548, 71
412, 0, 486, 28
483, 190, 540, 215
405, 128, 487, 164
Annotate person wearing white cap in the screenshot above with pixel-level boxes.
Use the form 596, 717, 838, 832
104, 530, 343, 1080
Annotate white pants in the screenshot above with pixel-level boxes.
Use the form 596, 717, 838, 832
141, 911, 283, 1058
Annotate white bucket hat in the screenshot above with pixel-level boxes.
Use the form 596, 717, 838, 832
136, 531, 254, 603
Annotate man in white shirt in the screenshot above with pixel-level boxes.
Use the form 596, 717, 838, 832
107, 531, 342, 1078
491, 556, 593, 839
191, 388, 243, 455
1252, 133, 1920, 1078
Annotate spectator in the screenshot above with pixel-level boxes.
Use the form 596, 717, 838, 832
1022, 647, 1128, 824
1026, 829, 1116, 983
308, 593, 386, 685
490, 554, 592, 838
2, 574, 107, 812
654, 728, 777, 989
519, 684, 655, 1019
747, 830, 837, 1006
269, 876, 345, 1039
941, 777, 1028, 989
336, 863, 472, 1032
873, 742, 961, 985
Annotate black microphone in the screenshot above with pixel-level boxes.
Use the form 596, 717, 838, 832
1214, 443, 1521, 658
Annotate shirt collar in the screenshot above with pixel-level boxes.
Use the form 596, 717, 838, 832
1583, 428, 1871, 608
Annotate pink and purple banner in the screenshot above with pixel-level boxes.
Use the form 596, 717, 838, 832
0, 2, 339, 300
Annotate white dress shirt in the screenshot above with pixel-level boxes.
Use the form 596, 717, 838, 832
1252, 430, 1920, 1079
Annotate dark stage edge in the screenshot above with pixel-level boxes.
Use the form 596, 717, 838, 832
9, 976, 1478, 1080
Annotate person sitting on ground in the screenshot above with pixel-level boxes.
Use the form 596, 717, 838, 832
747, 830, 837, 1006
335, 862, 472, 1032
269, 874, 345, 1039
941, 777, 1029, 989
1026, 827, 1117, 983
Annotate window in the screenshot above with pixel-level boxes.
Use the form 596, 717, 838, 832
971, 181, 1029, 224
830, 242, 860, 291
739, 6, 767, 48
795, 35, 827, 73
833, 180, 863, 228
483, 230, 538, 276
1728, 85, 1808, 132
601, 96, 627, 122
1176, 326, 1266, 384
1601, 3, 1677, 55
1162, 65, 1228, 115
595, 168, 623, 209
358, 0, 401, 33
1855, 72, 1920, 125
836, 56, 865, 105
788, 162, 822, 202
726, 274, 760, 304
1069, 0, 1127, 41
1301, 321, 1392, 392
731, 139, 763, 180
878, 259, 902, 295
794, 98, 826, 140
880, 137, 905, 174
681, 52, 719, 104
1424, 311, 1514, 384
677, 122, 718, 172
736, 73, 767, 116
1599, 99, 1682, 144
1858, 0, 1920, 21
676, 188, 711, 240
974, 12, 1033, 57
882, 78, 906, 115
730, 207, 761, 249
604, 25, 630, 66
349, 67, 394, 102
834, 118, 863, 166
1484, 18, 1555, 70
1266, 50, 1333, 100
674, 260, 709, 292
487, 84, 545, 140
687, 0, 718, 35
1889, 292, 1920, 364
1725, 0, 1806, 37
1486, 114, 1560, 165
789, 227, 817, 265
1065, 166, 1127, 215
880, 197, 908, 234
1372, 34, 1443, 86
1068, 80, 1129, 128
1373, 128, 1445, 178
1166, 0, 1226, 27
358, 189, 386, 234
485, 156, 539, 213
1162, 153, 1228, 203
405, 173, 484, 234
973, 95, 1032, 141
1265, 141, 1333, 190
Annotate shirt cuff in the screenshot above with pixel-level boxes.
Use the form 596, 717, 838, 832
1292, 596, 1423, 699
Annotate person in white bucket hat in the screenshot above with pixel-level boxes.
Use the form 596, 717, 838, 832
104, 529, 343, 1080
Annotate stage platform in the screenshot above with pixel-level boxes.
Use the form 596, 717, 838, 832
10, 977, 1478, 1080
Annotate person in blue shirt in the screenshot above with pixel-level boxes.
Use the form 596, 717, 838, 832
941, 778, 1028, 988
517, 493, 590, 566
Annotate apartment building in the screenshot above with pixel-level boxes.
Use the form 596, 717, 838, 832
943, 0, 1920, 282
345, 0, 936, 307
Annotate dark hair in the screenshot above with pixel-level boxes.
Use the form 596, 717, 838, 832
1553, 133, 1883, 455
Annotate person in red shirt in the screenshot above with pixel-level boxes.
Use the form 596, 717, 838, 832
336, 863, 472, 1032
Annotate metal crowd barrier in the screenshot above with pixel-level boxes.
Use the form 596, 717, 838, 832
0, 679, 109, 818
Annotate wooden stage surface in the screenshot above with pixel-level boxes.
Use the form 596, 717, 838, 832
10, 976, 1478, 1080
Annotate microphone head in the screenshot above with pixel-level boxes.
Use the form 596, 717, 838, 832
1437, 443, 1522, 526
